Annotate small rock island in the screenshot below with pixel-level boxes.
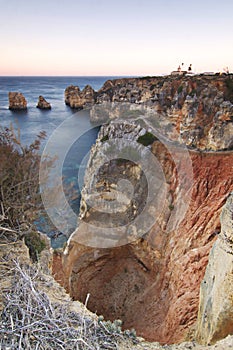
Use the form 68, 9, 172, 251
8, 92, 27, 110
36, 95, 51, 110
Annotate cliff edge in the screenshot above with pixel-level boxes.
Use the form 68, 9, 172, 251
65, 74, 233, 151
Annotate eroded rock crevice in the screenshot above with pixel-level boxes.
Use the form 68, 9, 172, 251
54, 134, 233, 344
69, 243, 158, 328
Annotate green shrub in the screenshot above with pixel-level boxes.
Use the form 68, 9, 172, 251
189, 89, 197, 97
100, 134, 109, 142
225, 77, 233, 102
137, 132, 157, 146
24, 231, 46, 262
169, 204, 174, 211
177, 85, 183, 94
226, 77, 233, 91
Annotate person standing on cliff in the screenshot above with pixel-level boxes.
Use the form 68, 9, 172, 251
188, 64, 192, 72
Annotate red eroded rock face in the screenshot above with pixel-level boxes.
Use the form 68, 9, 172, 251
53, 149, 233, 344
145, 150, 233, 343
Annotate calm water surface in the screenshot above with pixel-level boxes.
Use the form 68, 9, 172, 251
0, 76, 126, 246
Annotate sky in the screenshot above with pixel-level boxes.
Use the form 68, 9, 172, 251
0, 0, 232, 76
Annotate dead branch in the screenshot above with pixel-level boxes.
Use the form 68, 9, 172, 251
0, 262, 134, 350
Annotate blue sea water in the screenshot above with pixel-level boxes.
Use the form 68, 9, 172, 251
0, 76, 124, 247
0, 76, 120, 145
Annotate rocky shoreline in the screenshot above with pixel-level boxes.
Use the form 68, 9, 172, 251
6, 73, 233, 151
1, 73, 233, 347
5, 74, 233, 148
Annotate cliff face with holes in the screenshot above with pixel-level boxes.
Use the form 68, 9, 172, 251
56, 75, 233, 345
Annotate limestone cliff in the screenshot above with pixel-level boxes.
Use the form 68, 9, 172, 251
196, 193, 233, 345
55, 114, 233, 344
65, 74, 233, 151
65, 84, 96, 109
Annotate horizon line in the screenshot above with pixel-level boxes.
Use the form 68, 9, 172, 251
0, 74, 168, 78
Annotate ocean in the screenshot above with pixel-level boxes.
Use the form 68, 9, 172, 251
0, 76, 124, 247
0, 76, 120, 145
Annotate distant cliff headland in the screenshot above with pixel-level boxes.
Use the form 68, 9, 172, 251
65, 73, 233, 151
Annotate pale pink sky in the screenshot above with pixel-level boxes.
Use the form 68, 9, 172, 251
0, 0, 232, 76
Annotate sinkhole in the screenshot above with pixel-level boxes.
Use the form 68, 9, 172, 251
67, 242, 163, 341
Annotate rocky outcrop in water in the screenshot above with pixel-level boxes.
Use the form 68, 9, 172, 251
65, 84, 96, 109
36, 95, 51, 109
196, 193, 233, 345
8, 92, 27, 110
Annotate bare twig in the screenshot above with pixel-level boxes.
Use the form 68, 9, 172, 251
0, 226, 18, 234
0, 262, 134, 350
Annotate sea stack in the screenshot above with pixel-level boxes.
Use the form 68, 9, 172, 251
36, 96, 51, 109
64, 85, 96, 109
8, 92, 27, 110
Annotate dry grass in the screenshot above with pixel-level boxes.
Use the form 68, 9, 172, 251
0, 261, 137, 350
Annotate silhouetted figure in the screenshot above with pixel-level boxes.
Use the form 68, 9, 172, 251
188, 64, 192, 72
177, 65, 181, 72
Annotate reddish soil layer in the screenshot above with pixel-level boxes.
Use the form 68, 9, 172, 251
53, 150, 233, 344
